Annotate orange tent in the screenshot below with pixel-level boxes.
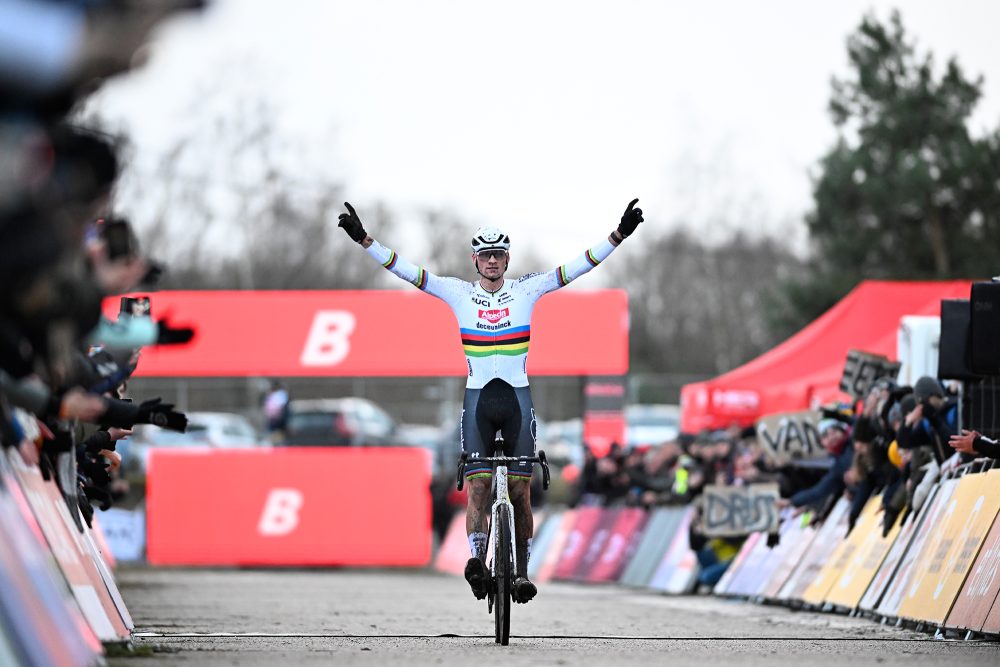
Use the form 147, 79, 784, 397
679, 280, 973, 432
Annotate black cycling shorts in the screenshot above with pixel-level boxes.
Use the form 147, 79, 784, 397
461, 378, 536, 480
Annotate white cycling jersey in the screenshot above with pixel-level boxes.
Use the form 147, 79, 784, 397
364, 236, 619, 389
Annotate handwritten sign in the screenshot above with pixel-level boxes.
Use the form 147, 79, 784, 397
839, 349, 901, 400
701, 483, 780, 537
755, 411, 825, 464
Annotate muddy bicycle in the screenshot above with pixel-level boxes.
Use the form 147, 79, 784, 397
457, 438, 550, 645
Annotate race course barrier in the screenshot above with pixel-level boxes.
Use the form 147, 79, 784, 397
1, 446, 131, 665
147, 447, 432, 566
433, 463, 1000, 639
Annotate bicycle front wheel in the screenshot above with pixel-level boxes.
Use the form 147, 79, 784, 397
494, 503, 512, 645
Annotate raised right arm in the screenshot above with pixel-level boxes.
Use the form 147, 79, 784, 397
338, 202, 467, 303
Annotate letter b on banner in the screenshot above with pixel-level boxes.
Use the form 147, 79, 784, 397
258, 488, 304, 536
301, 310, 356, 366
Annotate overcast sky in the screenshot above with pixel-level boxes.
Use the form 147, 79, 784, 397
87, 1, 1000, 262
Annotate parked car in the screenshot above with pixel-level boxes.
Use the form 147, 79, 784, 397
537, 418, 584, 468
625, 404, 681, 448
121, 411, 264, 476
396, 422, 445, 476
283, 397, 397, 447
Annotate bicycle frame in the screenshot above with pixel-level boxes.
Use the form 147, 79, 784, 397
490, 463, 518, 579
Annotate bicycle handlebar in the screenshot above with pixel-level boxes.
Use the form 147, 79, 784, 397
456, 450, 551, 491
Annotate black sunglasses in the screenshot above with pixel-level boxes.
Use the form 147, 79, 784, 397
477, 249, 507, 260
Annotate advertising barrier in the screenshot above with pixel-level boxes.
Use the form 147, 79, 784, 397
897, 469, 1000, 624
552, 507, 604, 580
109, 290, 628, 378
876, 479, 960, 618
619, 508, 687, 588
0, 458, 102, 666
534, 510, 576, 583
7, 451, 130, 641
761, 519, 816, 600
147, 447, 432, 566
713, 532, 760, 596
823, 497, 901, 609
567, 508, 622, 581
586, 508, 648, 583
858, 502, 922, 613
983, 590, 1000, 634
648, 507, 698, 594
780, 499, 850, 603
527, 511, 564, 580
433, 513, 469, 576
946, 508, 1000, 632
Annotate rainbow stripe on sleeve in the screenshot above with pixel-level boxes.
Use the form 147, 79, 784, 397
411, 267, 428, 290
460, 325, 530, 357
557, 265, 570, 286
585, 249, 601, 267
381, 251, 398, 270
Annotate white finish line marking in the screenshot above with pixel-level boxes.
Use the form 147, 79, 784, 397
133, 632, 953, 642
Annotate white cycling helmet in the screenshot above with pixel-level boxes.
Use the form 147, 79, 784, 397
471, 226, 511, 253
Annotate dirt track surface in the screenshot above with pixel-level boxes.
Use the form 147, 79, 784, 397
110, 567, 1000, 666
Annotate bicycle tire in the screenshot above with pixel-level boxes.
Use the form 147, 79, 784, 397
494, 503, 512, 645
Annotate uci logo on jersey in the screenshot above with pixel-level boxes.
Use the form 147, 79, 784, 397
472, 296, 490, 307
478, 308, 509, 324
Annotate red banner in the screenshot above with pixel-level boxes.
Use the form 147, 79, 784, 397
146, 448, 431, 566
105, 290, 628, 377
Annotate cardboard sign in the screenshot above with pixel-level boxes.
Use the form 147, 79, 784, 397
839, 349, 901, 400
147, 447, 431, 566
702, 484, 781, 537
755, 411, 826, 464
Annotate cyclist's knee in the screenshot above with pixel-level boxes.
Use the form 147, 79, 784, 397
509, 478, 531, 504
467, 477, 491, 507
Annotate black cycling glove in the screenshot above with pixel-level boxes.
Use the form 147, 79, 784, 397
102, 396, 188, 432
80, 457, 111, 486
337, 202, 367, 243
136, 398, 188, 431
82, 430, 113, 456
616, 198, 643, 239
157, 319, 195, 345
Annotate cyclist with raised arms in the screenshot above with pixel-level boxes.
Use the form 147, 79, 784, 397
337, 199, 644, 603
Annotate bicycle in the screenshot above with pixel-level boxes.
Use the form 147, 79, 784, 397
456, 436, 550, 645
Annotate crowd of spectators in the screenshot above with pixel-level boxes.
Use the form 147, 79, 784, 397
1, 1, 204, 530
571, 375, 999, 589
